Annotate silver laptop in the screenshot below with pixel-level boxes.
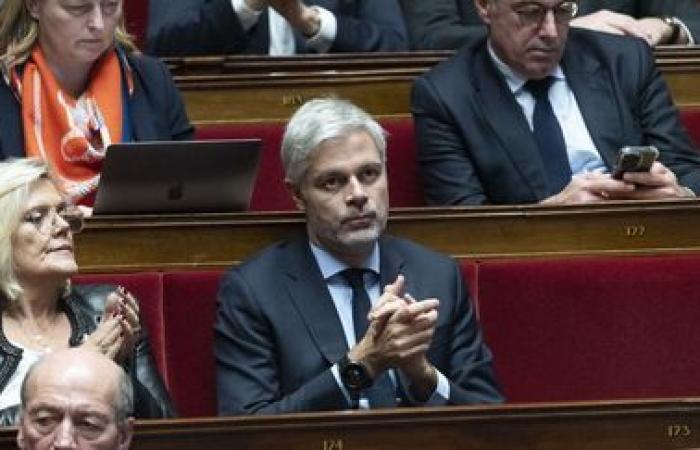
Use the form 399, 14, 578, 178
93, 139, 261, 214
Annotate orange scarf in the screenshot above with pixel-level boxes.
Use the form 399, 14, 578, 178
19, 47, 124, 203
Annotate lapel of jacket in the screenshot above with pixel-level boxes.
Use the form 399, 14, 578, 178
127, 75, 158, 142
0, 71, 26, 158
469, 44, 550, 199
378, 235, 409, 297
281, 235, 348, 365
561, 33, 621, 168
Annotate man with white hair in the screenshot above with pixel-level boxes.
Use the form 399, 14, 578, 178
215, 98, 502, 415
17, 348, 134, 450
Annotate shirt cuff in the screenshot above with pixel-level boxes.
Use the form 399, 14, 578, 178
331, 363, 353, 405
304, 6, 337, 53
399, 369, 450, 405
232, 0, 263, 32
426, 370, 450, 405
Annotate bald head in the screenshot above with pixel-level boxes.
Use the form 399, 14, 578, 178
18, 348, 134, 450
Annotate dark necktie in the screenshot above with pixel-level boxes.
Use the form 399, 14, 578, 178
525, 76, 572, 196
344, 268, 372, 342
341, 268, 397, 408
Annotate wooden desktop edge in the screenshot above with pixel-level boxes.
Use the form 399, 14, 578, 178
75, 199, 700, 272
1, 399, 699, 449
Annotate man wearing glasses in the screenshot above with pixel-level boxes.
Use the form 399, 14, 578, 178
402, 0, 700, 50
412, 0, 700, 205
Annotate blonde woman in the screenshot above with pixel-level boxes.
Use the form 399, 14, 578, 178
0, 158, 175, 425
0, 0, 193, 204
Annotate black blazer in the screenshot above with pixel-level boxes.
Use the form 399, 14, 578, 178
0, 50, 194, 160
146, 0, 409, 56
215, 233, 502, 415
0, 284, 176, 425
411, 29, 700, 205
401, 0, 700, 50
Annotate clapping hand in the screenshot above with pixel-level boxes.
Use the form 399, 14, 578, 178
82, 286, 141, 363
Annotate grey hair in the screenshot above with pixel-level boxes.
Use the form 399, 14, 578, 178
281, 98, 387, 187
20, 355, 134, 426
0, 158, 48, 305
114, 368, 134, 424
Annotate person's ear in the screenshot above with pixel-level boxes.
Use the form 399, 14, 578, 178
474, 0, 492, 25
118, 418, 134, 450
284, 179, 306, 212
16, 419, 26, 449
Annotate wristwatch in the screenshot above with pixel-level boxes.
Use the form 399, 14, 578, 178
662, 16, 682, 44
338, 355, 373, 394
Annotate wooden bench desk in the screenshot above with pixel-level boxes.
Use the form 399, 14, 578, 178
1, 399, 699, 450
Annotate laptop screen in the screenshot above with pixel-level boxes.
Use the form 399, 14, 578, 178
93, 139, 262, 215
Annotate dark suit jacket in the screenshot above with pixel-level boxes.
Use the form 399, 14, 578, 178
215, 233, 502, 415
411, 29, 700, 205
147, 0, 409, 56
401, 0, 700, 50
0, 51, 194, 160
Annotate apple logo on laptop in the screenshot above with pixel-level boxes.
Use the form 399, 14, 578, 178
168, 182, 184, 201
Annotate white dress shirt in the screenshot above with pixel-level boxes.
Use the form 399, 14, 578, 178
488, 43, 608, 175
232, 0, 337, 54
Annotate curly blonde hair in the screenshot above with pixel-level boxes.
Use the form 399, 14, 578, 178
0, 0, 137, 73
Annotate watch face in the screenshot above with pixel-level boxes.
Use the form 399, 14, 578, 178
341, 360, 372, 390
345, 366, 365, 387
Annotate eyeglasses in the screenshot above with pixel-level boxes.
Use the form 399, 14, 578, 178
512, 1, 579, 27
22, 205, 84, 235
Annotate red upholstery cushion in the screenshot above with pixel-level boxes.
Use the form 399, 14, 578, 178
161, 271, 224, 417
382, 118, 424, 207
680, 108, 700, 150
122, 1, 149, 49
71, 272, 166, 381
476, 255, 700, 403
196, 123, 293, 211
195, 117, 424, 211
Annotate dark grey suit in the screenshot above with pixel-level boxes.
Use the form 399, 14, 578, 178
401, 0, 700, 50
215, 233, 502, 415
147, 0, 409, 56
412, 29, 700, 205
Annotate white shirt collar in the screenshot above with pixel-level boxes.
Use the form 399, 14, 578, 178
486, 40, 565, 94
309, 241, 380, 280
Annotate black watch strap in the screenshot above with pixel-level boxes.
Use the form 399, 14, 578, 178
338, 355, 373, 400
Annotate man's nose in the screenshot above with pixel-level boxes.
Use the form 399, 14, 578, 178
346, 176, 368, 206
53, 418, 78, 449
538, 9, 560, 38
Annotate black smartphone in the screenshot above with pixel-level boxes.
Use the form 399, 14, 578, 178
611, 145, 659, 180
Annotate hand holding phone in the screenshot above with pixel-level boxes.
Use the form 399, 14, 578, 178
611, 145, 659, 180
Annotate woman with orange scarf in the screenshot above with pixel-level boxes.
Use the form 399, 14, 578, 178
0, 0, 194, 205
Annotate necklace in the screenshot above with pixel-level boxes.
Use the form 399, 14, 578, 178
16, 319, 55, 353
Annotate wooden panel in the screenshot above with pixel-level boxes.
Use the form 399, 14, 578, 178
167, 48, 700, 123
1, 400, 699, 450
75, 200, 700, 272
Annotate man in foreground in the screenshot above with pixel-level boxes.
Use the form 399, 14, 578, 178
17, 348, 134, 450
216, 98, 502, 414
